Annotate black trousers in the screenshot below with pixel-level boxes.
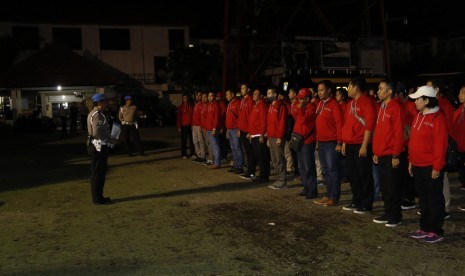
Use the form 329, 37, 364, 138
240, 131, 255, 175
458, 152, 465, 186
88, 145, 109, 203
412, 165, 445, 235
399, 149, 416, 202
251, 137, 270, 181
378, 155, 402, 221
181, 125, 194, 156
121, 125, 144, 155
345, 143, 374, 210
219, 131, 229, 160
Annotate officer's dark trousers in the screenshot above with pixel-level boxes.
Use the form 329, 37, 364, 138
89, 145, 109, 203
122, 125, 144, 155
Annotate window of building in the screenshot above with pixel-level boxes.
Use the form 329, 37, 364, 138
99, 28, 130, 50
168, 29, 185, 51
12, 26, 39, 49
52, 27, 82, 50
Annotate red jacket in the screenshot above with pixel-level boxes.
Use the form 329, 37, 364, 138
342, 93, 377, 144
293, 102, 316, 144
237, 95, 253, 132
176, 102, 194, 128
372, 98, 405, 157
192, 101, 204, 126
248, 99, 268, 135
438, 96, 455, 134
267, 100, 287, 138
408, 108, 448, 170
218, 100, 226, 129
403, 99, 417, 127
452, 105, 465, 151
225, 98, 240, 129
339, 101, 348, 116
290, 100, 299, 119
315, 98, 344, 143
200, 101, 209, 129
205, 101, 221, 131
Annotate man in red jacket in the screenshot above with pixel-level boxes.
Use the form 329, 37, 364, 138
408, 85, 448, 243
293, 88, 318, 199
247, 88, 270, 183
313, 80, 344, 206
452, 85, 465, 209
266, 86, 288, 189
237, 83, 256, 179
200, 92, 214, 165
217, 92, 229, 162
225, 89, 244, 174
205, 91, 222, 169
372, 80, 406, 227
177, 93, 195, 159
192, 91, 207, 163
341, 76, 377, 214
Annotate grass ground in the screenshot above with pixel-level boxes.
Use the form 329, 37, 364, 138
1, 127, 465, 275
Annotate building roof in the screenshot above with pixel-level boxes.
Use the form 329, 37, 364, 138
0, 44, 119, 89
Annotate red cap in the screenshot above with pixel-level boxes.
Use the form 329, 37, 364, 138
296, 88, 311, 99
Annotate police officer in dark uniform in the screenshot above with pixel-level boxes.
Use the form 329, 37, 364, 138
87, 93, 119, 205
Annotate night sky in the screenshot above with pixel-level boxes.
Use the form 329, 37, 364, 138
1, 0, 463, 42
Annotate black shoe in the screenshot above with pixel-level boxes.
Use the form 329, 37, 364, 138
234, 168, 244, 174
401, 199, 416, 210
228, 167, 236, 172
305, 194, 317, 200
353, 207, 372, 214
94, 197, 111, 205
373, 214, 389, 224
342, 203, 357, 211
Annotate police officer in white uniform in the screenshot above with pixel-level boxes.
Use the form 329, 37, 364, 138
87, 93, 119, 205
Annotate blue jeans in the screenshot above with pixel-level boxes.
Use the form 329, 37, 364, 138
207, 130, 221, 165
318, 141, 341, 200
227, 128, 243, 169
297, 143, 317, 196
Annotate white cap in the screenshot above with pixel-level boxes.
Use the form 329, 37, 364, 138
409, 86, 437, 99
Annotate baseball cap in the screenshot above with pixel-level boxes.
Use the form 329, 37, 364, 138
409, 86, 437, 99
296, 88, 311, 99
124, 95, 132, 100
91, 93, 107, 102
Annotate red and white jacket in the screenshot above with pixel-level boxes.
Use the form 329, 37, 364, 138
225, 98, 241, 129
237, 95, 253, 132
248, 99, 268, 136
192, 101, 204, 126
372, 98, 405, 157
315, 97, 344, 143
342, 93, 377, 144
408, 107, 448, 171
204, 101, 221, 131
176, 102, 194, 128
267, 100, 287, 139
293, 103, 316, 144
452, 105, 465, 152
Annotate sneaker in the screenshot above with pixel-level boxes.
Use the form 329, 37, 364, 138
459, 206, 465, 212
409, 229, 429, 239
444, 212, 450, 219
385, 220, 402, 227
182, 155, 188, 159
240, 174, 254, 180
373, 214, 389, 224
354, 207, 372, 214
423, 232, 444, 243
234, 168, 244, 174
459, 184, 465, 191
193, 157, 206, 163
228, 167, 236, 172
204, 160, 214, 166
313, 196, 329, 205
268, 181, 288, 190
401, 199, 416, 210
343, 203, 357, 211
